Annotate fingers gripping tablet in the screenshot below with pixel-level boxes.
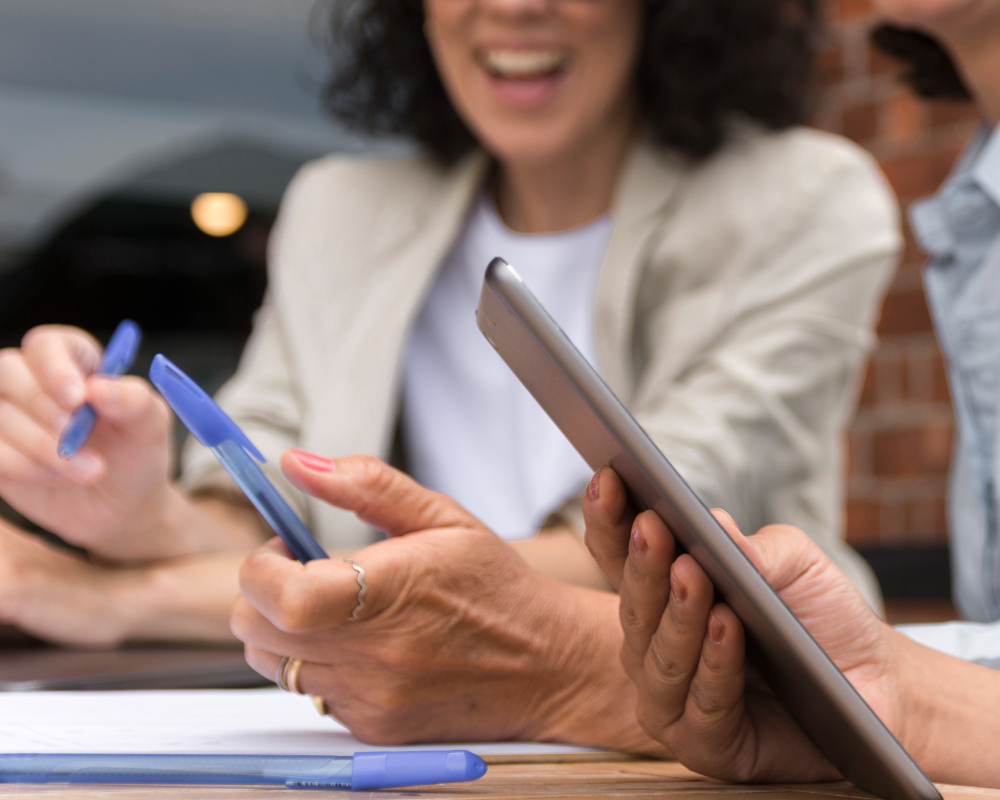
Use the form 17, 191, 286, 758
475, 257, 939, 800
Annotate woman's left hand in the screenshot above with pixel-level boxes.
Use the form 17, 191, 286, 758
232, 451, 664, 752
582, 466, 907, 783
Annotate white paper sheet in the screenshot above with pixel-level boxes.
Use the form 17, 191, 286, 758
0, 689, 601, 757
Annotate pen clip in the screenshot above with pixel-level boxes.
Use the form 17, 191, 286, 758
149, 354, 265, 461
284, 780, 352, 789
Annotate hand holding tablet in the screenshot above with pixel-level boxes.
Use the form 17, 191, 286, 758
476, 257, 939, 800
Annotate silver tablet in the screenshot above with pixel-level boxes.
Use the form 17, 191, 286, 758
476, 257, 939, 800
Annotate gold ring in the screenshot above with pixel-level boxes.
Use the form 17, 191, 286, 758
275, 655, 291, 692
311, 695, 328, 716
285, 657, 305, 695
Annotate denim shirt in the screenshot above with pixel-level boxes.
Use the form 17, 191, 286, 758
911, 124, 1000, 622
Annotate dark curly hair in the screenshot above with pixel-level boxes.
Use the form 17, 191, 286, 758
319, 0, 820, 164
870, 25, 971, 101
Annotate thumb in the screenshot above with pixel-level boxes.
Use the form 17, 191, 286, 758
711, 508, 826, 595
281, 451, 482, 536
87, 376, 171, 446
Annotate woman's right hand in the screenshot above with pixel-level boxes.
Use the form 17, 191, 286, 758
0, 325, 181, 561
233, 453, 667, 756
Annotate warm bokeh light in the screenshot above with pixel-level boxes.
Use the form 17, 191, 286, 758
190, 192, 249, 237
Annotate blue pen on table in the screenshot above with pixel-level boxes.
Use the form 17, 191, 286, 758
57, 320, 142, 460
148, 354, 328, 563
0, 750, 488, 789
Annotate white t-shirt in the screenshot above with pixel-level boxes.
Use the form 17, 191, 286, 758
401, 192, 614, 540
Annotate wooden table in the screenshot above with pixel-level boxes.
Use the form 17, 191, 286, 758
0, 758, 991, 800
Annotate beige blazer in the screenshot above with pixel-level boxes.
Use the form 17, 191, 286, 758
181, 126, 900, 606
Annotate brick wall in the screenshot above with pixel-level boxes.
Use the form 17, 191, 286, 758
816, 0, 983, 548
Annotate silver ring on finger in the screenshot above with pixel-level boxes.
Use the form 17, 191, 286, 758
342, 558, 367, 622
275, 655, 292, 692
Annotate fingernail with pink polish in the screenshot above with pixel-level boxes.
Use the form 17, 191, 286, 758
292, 449, 334, 472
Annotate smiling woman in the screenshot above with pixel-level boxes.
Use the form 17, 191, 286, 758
323, 0, 818, 164
0, 0, 900, 757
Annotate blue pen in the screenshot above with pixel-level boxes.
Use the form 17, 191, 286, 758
57, 320, 142, 460
148, 354, 328, 562
0, 751, 488, 789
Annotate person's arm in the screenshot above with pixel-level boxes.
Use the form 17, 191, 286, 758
896, 637, 1000, 788
0, 514, 245, 646
508, 526, 611, 590
583, 465, 1000, 788
0, 501, 369, 647
232, 451, 665, 754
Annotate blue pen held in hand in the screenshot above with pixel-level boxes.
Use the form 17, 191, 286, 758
148, 353, 328, 563
0, 750, 488, 789
57, 320, 142, 460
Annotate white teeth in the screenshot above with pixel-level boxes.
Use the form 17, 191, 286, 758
481, 49, 568, 79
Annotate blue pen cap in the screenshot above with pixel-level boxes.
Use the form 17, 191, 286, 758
149, 354, 265, 461
350, 751, 487, 791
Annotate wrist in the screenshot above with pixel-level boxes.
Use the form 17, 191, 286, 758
114, 553, 243, 644
140, 485, 203, 557
891, 627, 959, 780
529, 583, 669, 756
134, 487, 264, 560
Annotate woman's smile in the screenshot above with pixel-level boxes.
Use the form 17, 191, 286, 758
475, 46, 571, 109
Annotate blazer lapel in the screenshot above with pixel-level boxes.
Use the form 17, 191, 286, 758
316, 151, 491, 459
594, 138, 688, 403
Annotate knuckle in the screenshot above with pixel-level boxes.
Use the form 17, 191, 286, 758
20, 326, 65, 359
619, 600, 642, 630
228, 597, 254, 640
0, 356, 23, 401
646, 641, 688, 686
237, 552, 263, 593
271, 583, 320, 632
688, 680, 727, 719
272, 603, 310, 634
358, 455, 394, 493
19, 327, 44, 350
0, 348, 20, 376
